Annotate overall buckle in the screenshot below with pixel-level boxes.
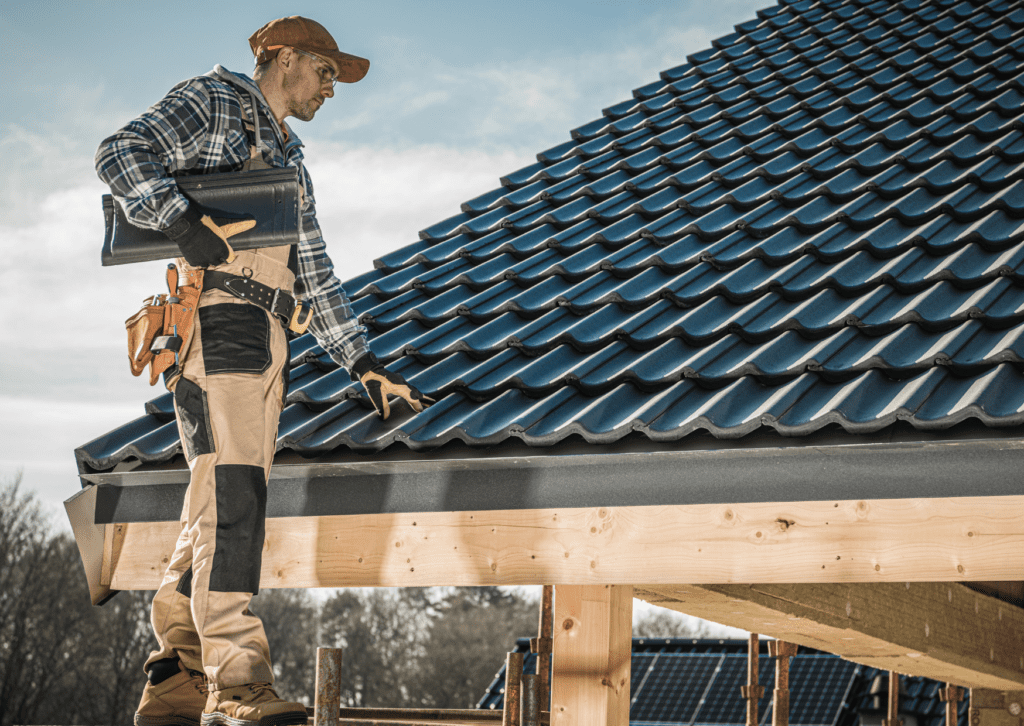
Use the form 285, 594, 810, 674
288, 302, 313, 334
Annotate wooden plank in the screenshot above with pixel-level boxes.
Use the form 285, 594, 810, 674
64, 484, 115, 605
551, 585, 632, 726
633, 582, 1024, 691
107, 496, 1024, 590
968, 690, 1024, 726
101, 523, 126, 587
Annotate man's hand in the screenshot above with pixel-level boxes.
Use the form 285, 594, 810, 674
352, 353, 433, 420
162, 205, 254, 267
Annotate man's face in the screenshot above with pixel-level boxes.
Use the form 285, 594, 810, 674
282, 50, 336, 122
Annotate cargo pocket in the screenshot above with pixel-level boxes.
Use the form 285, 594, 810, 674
174, 377, 214, 461
199, 303, 271, 375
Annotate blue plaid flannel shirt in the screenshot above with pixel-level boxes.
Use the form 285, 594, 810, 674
95, 65, 369, 371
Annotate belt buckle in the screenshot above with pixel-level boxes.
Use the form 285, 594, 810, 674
269, 287, 289, 324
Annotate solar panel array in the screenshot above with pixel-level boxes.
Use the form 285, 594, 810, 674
477, 640, 860, 726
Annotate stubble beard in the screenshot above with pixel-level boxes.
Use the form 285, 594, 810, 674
288, 98, 320, 122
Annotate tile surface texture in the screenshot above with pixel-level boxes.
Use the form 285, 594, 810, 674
79, 0, 1024, 471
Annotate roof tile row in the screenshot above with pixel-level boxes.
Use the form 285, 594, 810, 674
77, 0, 1024, 472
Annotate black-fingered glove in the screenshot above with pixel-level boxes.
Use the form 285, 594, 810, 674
352, 352, 433, 420
162, 205, 252, 268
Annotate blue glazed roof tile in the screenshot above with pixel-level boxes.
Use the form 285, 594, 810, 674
78, 0, 1024, 473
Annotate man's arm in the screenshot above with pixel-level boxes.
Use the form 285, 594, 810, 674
291, 166, 371, 372
292, 168, 430, 419
96, 77, 254, 266
95, 78, 226, 231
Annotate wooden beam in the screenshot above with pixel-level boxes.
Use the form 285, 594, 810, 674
633, 582, 1024, 691
105, 495, 1024, 591
969, 690, 1024, 726
64, 485, 115, 605
551, 585, 632, 726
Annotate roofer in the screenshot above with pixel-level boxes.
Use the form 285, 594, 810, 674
95, 16, 429, 726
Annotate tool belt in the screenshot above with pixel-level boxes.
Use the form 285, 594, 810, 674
124, 266, 312, 387
125, 264, 203, 386
204, 270, 313, 335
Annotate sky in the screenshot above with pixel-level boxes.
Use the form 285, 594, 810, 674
0, 0, 769, 520
1, 0, 771, 638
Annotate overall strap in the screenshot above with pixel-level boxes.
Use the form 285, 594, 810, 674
239, 91, 272, 170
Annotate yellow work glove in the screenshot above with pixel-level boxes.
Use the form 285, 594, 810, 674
162, 205, 255, 267
352, 353, 433, 420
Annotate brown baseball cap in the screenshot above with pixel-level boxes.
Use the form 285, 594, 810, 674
249, 16, 370, 83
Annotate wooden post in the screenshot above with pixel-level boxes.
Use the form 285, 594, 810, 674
523, 674, 541, 726
882, 671, 902, 726
551, 585, 633, 726
533, 585, 554, 714
741, 634, 765, 726
939, 685, 964, 726
503, 652, 524, 726
769, 640, 798, 726
314, 647, 342, 726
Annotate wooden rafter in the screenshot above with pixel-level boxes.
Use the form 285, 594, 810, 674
633, 582, 1024, 691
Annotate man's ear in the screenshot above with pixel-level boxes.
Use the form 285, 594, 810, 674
276, 47, 297, 72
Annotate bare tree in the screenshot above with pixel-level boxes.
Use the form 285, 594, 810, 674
633, 607, 715, 639
319, 588, 434, 708
0, 475, 96, 726
250, 588, 320, 704
58, 589, 156, 726
411, 587, 537, 709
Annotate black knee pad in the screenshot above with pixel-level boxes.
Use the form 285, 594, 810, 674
210, 465, 267, 595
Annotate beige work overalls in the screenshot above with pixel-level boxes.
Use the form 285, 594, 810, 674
144, 92, 295, 690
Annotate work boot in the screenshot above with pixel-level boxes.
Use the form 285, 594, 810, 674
201, 683, 307, 726
136, 658, 209, 726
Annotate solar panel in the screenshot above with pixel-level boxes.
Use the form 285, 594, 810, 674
691, 655, 774, 725
631, 653, 658, 700
630, 653, 723, 725
786, 656, 859, 726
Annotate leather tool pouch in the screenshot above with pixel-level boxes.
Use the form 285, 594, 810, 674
125, 264, 204, 386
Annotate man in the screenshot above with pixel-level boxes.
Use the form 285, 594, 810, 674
95, 16, 429, 726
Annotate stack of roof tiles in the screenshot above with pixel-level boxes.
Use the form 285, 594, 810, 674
477, 638, 970, 726
79, 0, 1024, 470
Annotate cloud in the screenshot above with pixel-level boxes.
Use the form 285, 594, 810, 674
0, 139, 532, 516
1, 0, 772, 515
304, 142, 534, 271
314, 1, 768, 151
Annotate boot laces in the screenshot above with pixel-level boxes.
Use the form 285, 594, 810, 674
247, 683, 280, 700
187, 669, 210, 696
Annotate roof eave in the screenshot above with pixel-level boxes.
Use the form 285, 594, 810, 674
83, 421, 1024, 524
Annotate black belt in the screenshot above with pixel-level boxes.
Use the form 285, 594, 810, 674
204, 270, 312, 334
